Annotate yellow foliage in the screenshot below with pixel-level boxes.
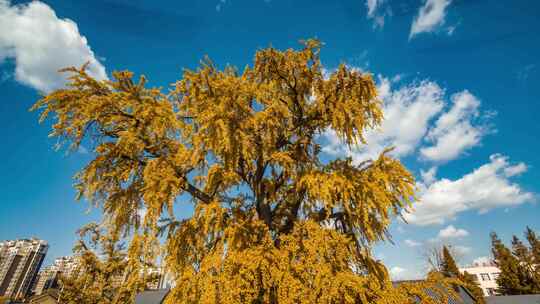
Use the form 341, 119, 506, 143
32, 40, 454, 303
58, 224, 159, 304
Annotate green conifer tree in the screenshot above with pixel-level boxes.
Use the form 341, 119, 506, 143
441, 246, 460, 278
440, 245, 485, 303
511, 235, 537, 294
491, 232, 527, 295
523, 228, 540, 293
525, 227, 540, 265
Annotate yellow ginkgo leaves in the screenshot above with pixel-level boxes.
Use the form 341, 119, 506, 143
32, 40, 457, 303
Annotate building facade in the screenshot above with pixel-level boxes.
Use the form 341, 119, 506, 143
0, 239, 48, 300
460, 261, 501, 296
33, 266, 59, 296
33, 256, 79, 296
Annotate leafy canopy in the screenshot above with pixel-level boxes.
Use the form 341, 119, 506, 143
33, 40, 451, 303
58, 223, 159, 304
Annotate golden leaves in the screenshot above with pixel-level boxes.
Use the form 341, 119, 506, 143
298, 152, 415, 246
60, 223, 159, 304
314, 64, 382, 146
165, 219, 417, 304
31, 40, 447, 303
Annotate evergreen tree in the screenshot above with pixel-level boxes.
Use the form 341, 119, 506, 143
525, 227, 540, 265
441, 246, 460, 278
491, 232, 527, 295
491, 229, 540, 295
440, 245, 485, 303
523, 228, 540, 293
511, 235, 537, 294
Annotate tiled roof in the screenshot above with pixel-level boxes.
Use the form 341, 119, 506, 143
135, 289, 170, 304
393, 281, 477, 304
486, 294, 540, 304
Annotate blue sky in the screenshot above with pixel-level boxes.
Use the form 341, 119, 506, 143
0, 0, 539, 278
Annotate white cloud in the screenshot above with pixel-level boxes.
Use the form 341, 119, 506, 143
0, 0, 107, 92
472, 256, 493, 266
366, 0, 381, 17
453, 245, 471, 256
388, 266, 422, 280
410, 0, 452, 39
365, 0, 390, 29
322, 76, 490, 164
420, 91, 489, 162
323, 77, 444, 163
420, 167, 438, 185
404, 154, 534, 226
504, 162, 527, 177
437, 225, 469, 239
389, 266, 406, 278
404, 239, 421, 247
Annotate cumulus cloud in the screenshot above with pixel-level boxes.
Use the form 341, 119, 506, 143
504, 162, 527, 177
437, 225, 469, 239
404, 239, 421, 247
322, 77, 444, 162
322, 76, 489, 164
410, 0, 452, 39
0, 0, 107, 92
420, 91, 489, 162
404, 154, 534, 226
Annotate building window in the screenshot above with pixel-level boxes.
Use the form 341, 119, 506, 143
487, 288, 496, 296
480, 273, 490, 281
491, 272, 499, 279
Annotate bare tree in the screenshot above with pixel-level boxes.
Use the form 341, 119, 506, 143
419, 242, 465, 272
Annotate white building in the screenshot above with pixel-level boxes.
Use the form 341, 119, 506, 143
460, 260, 501, 297
33, 255, 79, 295
0, 239, 48, 300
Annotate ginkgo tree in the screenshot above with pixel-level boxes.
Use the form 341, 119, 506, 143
58, 223, 159, 304
32, 40, 456, 303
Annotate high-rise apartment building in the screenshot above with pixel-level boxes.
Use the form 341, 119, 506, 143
33, 255, 79, 295
0, 239, 48, 300
33, 266, 59, 296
